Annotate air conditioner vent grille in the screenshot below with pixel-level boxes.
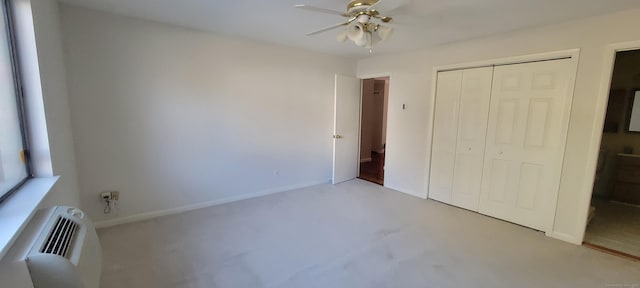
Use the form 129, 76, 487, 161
40, 216, 79, 258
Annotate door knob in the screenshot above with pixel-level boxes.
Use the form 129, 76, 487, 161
333, 135, 343, 139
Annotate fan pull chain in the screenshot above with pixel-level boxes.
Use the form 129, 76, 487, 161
369, 31, 373, 53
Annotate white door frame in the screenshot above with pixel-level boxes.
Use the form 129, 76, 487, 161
425, 49, 581, 238
577, 40, 640, 243
357, 73, 392, 185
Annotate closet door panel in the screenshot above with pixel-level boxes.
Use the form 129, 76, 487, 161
451, 67, 494, 211
479, 59, 574, 232
428, 70, 462, 204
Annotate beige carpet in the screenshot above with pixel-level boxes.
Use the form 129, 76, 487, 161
98, 180, 640, 288
584, 198, 640, 257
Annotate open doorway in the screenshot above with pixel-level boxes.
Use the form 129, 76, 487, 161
584, 49, 640, 260
358, 77, 389, 185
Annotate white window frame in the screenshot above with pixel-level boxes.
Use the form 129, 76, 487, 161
0, 0, 32, 203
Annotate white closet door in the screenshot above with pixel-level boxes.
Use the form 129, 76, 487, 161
478, 59, 574, 232
428, 70, 462, 203
451, 67, 493, 211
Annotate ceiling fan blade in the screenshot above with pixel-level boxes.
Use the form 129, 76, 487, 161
367, 0, 382, 11
383, 13, 432, 27
372, 14, 393, 23
295, 5, 349, 17
369, 0, 411, 13
306, 18, 356, 36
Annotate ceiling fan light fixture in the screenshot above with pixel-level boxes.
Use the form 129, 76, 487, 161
336, 30, 348, 42
375, 25, 393, 41
296, 0, 396, 52
356, 31, 372, 47
356, 14, 370, 23
346, 23, 364, 43
347, 0, 378, 12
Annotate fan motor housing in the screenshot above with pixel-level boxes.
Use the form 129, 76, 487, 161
347, 0, 377, 12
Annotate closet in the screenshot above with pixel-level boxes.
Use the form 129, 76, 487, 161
429, 67, 493, 211
428, 58, 574, 232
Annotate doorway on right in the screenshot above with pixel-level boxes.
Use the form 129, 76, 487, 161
358, 77, 389, 185
584, 49, 640, 260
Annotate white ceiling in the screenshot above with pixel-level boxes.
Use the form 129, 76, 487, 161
58, 0, 640, 59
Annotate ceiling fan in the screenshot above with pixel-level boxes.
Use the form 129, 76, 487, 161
295, 0, 396, 52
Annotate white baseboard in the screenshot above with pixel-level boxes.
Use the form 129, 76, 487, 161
396, 190, 428, 199
384, 184, 428, 199
94, 179, 330, 228
547, 231, 582, 245
360, 158, 372, 163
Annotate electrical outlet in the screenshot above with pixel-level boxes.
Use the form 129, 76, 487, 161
100, 191, 120, 201
100, 191, 111, 201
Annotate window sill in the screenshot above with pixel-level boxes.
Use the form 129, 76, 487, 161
0, 176, 59, 259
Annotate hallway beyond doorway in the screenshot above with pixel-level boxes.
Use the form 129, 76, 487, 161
358, 77, 388, 186
359, 151, 384, 185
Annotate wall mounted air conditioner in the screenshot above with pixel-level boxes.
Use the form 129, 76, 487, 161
24, 206, 102, 288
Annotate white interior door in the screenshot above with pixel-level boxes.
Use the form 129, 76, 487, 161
428, 70, 462, 203
333, 74, 361, 184
451, 67, 493, 211
478, 59, 574, 232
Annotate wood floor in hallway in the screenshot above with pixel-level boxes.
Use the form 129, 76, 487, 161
584, 198, 640, 259
358, 151, 384, 185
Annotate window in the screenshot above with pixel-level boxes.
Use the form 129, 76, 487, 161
0, 0, 30, 203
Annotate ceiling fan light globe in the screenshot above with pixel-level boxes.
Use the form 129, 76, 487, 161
354, 31, 370, 47
376, 25, 393, 41
346, 23, 365, 42
336, 30, 348, 42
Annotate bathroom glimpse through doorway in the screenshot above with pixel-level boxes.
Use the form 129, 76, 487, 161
358, 77, 389, 185
583, 48, 640, 260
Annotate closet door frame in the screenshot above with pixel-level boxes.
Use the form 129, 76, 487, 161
425, 49, 580, 240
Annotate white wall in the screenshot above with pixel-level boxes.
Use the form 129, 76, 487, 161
60, 5, 356, 224
357, 8, 640, 243
380, 73, 429, 197
0, 0, 79, 286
